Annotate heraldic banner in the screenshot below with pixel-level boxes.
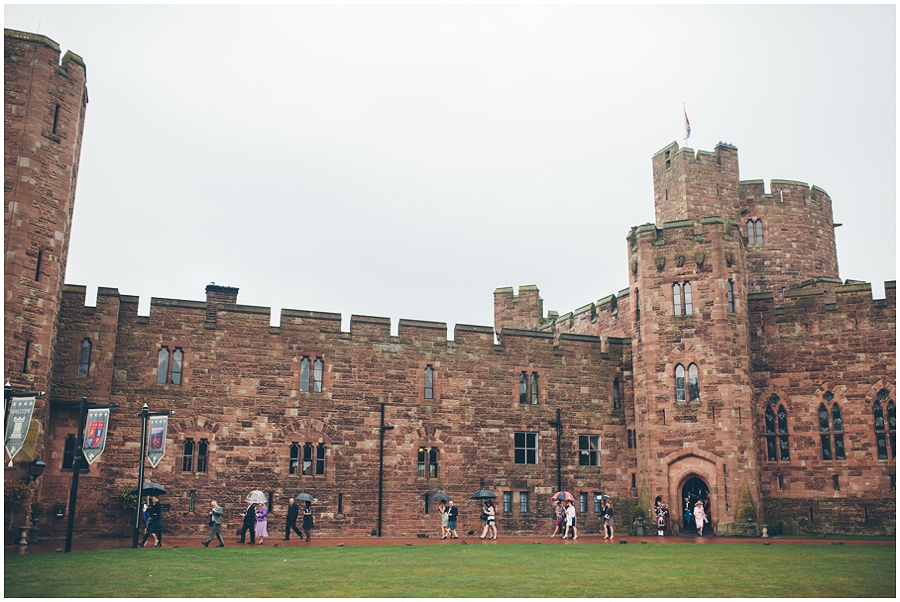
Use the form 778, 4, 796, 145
147, 415, 168, 468
5, 396, 36, 463
83, 408, 111, 465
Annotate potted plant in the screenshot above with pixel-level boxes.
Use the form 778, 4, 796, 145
4, 481, 31, 544
30, 501, 44, 524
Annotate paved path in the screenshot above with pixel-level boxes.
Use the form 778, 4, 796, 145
6, 533, 894, 555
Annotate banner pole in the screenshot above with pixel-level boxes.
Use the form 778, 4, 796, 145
64, 396, 88, 553
132, 404, 149, 548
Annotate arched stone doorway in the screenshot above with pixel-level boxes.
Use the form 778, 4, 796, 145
680, 476, 710, 534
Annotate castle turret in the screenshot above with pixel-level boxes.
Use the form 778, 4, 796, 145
630, 142, 760, 535
4, 29, 87, 474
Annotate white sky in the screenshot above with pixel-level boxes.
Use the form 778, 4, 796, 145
5, 4, 896, 334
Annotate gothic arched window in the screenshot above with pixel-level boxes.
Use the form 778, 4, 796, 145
688, 363, 700, 402
874, 390, 896, 460
675, 364, 686, 403
764, 394, 790, 462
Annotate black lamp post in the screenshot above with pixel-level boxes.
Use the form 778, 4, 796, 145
377, 403, 394, 537
548, 408, 562, 493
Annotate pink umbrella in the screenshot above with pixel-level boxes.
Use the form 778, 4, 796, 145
552, 491, 575, 501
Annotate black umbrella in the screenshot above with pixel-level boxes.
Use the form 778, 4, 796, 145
295, 492, 314, 502
429, 492, 451, 502
132, 481, 166, 497
471, 489, 496, 500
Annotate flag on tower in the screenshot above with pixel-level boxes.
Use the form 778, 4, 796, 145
684, 106, 691, 140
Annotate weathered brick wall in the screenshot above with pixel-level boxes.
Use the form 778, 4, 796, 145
762, 497, 896, 536
749, 282, 896, 534
42, 287, 633, 538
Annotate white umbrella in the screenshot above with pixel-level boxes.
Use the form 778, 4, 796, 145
245, 489, 266, 503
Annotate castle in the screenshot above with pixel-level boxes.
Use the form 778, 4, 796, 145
4, 29, 895, 542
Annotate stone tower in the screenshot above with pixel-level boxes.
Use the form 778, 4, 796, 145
629, 141, 759, 532
4, 29, 88, 471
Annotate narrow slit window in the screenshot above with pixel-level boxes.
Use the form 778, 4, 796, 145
424, 365, 434, 399
157, 347, 169, 384
675, 364, 686, 403
755, 219, 764, 244
289, 442, 300, 474
747, 220, 756, 245
530, 372, 539, 404
77, 339, 91, 377
171, 348, 183, 385
181, 438, 194, 472
673, 283, 682, 316
197, 439, 209, 472
613, 378, 621, 409
519, 372, 528, 404
727, 279, 735, 313
316, 443, 326, 475
35, 249, 43, 281
313, 357, 323, 392
688, 363, 700, 402
683, 283, 693, 315
302, 443, 313, 475
300, 357, 310, 392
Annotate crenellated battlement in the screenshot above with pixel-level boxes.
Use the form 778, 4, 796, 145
748, 279, 896, 319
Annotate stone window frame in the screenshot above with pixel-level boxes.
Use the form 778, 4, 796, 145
77, 338, 91, 377
513, 431, 538, 465
873, 389, 896, 462
762, 392, 791, 463
746, 218, 764, 245
180, 438, 209, 473
415, 444, 440, 479
296, 354, 329, 395
578, 433, 601, 466
286, 438, 332, 479
516, 369, 541, 406
818, 391, 846, 462
155, 344, 187, 386
613, 377, 621, 409
673, 282, 693, 316
418, 363, 441, 401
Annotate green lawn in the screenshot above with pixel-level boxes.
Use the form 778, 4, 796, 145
5, 543, 895, 598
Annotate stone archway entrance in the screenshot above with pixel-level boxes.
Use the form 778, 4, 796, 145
680, 476, 710, 534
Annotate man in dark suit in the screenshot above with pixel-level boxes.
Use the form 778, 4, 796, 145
284, 498, 303, 541
238, 501, 256, 544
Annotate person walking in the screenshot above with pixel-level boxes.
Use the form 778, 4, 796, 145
255, 503, 268, 545
201, 500, 225, 547
284, 498, 303, 541
238, 501, 256, 544
439, 503, 449, 539
603, 500, 615, 540
446, 500, 459, 539
302, 502, 313, 542
479, 500, 496, 540
139, 495, 163, 547
563, 500, 578, 540
551, 500, 564, 538
693, 500, 708, 536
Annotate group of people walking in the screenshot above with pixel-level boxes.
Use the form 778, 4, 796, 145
550, 499, 582, 540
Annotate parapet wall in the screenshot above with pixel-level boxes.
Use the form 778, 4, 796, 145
739, 179, 839, 294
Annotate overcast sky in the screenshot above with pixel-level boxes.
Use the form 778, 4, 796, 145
5, 4, 896, 334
